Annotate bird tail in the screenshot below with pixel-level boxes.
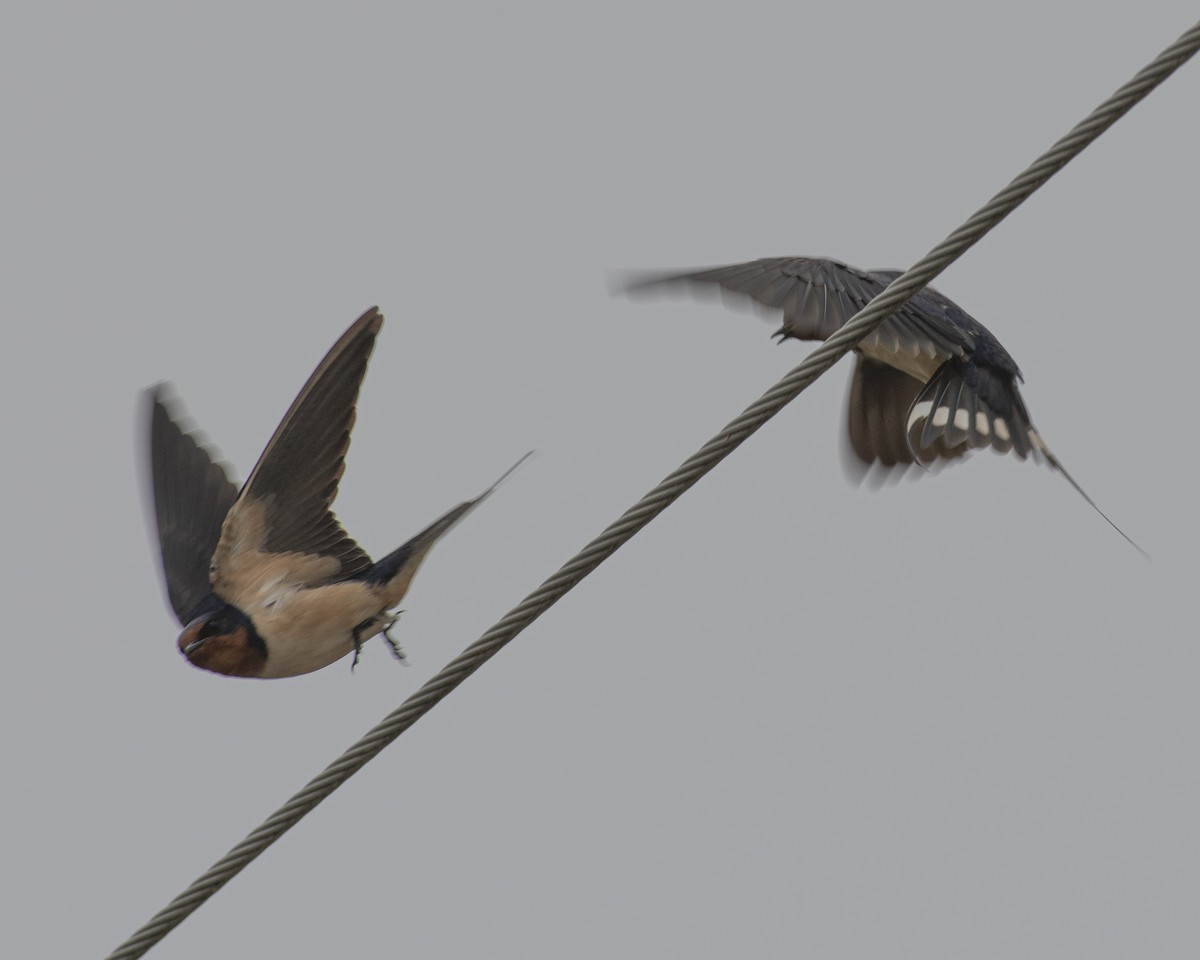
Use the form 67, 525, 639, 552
907, 362, 1146, 556
905, 360, 1038, 464
363, 451, 534, 604
1024, 434, 1148, 558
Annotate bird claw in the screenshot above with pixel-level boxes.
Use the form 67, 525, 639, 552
381, 628, 405, 662
350, 630, 364, 673
348, 614, 406, 672
382, 613, 408, 664
350, 617, 377, 673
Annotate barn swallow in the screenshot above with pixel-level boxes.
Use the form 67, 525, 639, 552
145, 307, 529, 678
624, 256, 1143, 554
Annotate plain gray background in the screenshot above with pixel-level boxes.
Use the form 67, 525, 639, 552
2, 3, 1197, 957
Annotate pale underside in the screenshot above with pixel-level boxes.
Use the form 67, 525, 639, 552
211, 497, 395, 678
856, 337, 946, 384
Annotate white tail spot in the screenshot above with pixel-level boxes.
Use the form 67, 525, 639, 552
907, 400, 933, 432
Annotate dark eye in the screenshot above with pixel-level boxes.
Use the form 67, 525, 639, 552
198, 619, 225, 641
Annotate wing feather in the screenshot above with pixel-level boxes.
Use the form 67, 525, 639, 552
226, 308, 383, 580
623, 257, 972, 363
146, 386, 240, 625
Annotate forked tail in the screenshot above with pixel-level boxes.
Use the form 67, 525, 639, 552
1031, 433, 1147, 559
365, 451, 536, 599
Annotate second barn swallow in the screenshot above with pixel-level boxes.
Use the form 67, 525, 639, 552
624, 256, 1142, 553
145, 307, 528, 678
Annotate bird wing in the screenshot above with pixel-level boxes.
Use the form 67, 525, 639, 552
146, 386, 241, 626
215, 308, 382, 590
624, 257, 973, 365
846, 357, 971, 471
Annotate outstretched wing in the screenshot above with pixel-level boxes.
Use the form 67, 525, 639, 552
222, 308, 382, 582
624, 257, 972, 368
146, 386, 240, 625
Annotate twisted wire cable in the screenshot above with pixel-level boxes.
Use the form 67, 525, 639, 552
105, 20, 1200, 960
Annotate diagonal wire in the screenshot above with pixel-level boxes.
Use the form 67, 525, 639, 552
105, 20, 1200, 960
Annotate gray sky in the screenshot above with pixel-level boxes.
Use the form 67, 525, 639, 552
3, 4, 1198, 958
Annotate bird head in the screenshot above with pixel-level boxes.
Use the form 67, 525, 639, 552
179, 605, 267, 678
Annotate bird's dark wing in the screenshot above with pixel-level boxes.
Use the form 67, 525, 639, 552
146, 386, 240, 626
846, 358, 971, 469
624, 257, 973, 362
231, 307, 382, 579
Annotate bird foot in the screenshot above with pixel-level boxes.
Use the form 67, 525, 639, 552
349, 613, 406, 672
382, 613, 407, 664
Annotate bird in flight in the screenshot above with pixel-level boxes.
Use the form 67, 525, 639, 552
624, 256, 1142, 554
145, 307, 529, 678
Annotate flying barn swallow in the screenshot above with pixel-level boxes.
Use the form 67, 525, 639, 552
145, 307, 528, 678
625, 256, 1141, 552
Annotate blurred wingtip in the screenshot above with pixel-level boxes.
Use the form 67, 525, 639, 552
607, 267, 680, 300
607, 266, 739, 303
145, 380, 174, 409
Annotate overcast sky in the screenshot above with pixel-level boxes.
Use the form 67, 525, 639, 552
3, 4, 1198, 958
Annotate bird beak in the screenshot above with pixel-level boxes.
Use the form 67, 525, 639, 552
180, 617, 210, 657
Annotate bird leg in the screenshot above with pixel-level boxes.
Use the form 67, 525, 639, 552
381, 612, 406, 664
350, 622, 367, 672
349, 613, 406, 671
